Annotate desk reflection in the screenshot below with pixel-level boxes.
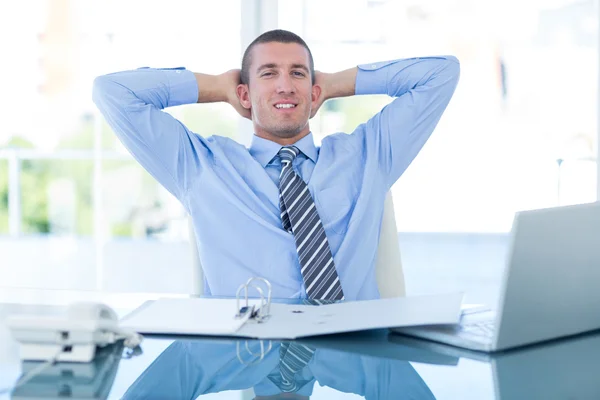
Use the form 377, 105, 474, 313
122, 338, 435, 400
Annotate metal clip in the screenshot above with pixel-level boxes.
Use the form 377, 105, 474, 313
235, 277, 272, 322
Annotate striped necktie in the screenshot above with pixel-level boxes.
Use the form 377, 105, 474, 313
269, 342, 315, 392
277, 146, 344, 301
268, 299, 334, 393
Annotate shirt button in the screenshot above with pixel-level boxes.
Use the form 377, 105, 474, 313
371, 64, 377, 68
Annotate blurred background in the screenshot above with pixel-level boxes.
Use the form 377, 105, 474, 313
1, 0, 597, 308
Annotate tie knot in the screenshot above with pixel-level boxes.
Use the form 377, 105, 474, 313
277, 146, 299, 165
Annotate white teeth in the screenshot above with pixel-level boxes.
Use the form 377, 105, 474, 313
275, 104, 296, 109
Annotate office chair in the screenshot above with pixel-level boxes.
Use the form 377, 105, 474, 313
375, 191, 406, 298
188, 191, 406, 298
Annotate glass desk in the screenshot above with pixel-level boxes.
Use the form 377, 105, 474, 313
1, 289, 599, 399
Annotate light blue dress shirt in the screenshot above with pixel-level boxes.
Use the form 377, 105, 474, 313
92, 56, 460, 300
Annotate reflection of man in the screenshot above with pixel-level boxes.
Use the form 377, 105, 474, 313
122, 339, 436, 399
93, 29, 459, 300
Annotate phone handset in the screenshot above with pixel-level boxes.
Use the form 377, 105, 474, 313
65, 302, 143, 350
7, 301, 144, 363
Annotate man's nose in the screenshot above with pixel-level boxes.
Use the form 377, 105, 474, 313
276, 74, 295, 94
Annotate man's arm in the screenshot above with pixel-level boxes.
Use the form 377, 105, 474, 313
311, 349, 435, 399
310, 68, 357, 117
195, 70, 251, 118
122, 340, 280, 399
321, 57, 460, 189
92, 67, 243, 203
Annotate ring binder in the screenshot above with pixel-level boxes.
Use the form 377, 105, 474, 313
120, 285, 463, 341
235, 277, 272, 323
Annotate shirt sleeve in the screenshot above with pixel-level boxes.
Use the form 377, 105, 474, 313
92, 67, 211, 203
352, 56, 460, 189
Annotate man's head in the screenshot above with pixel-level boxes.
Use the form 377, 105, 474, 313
237, 29, 321, 144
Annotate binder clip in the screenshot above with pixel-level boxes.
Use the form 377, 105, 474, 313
235, 277, 272, 323
236, 339, 273, 365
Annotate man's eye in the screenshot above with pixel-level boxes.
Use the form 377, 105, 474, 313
262, 72, 274, 77
293, 71, 305, 77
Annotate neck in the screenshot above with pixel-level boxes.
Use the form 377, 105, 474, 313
254, 128, 311, 146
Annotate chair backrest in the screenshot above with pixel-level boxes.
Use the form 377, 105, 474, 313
189, 217, 204, 296
375, 191, 406, 298
189, 191, 406, 298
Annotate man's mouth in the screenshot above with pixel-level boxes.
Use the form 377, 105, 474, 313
274, 103, 297, 109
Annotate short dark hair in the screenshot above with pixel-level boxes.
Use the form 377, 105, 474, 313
240, 29, 315, 85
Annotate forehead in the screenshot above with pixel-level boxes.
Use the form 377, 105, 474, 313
250, 42, 310, 71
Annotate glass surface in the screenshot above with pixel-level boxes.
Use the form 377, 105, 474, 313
19, 159, 93, 236
101, 159, 187, 240
282, 0, 598, 232
1, 293, 600, 400
0, 159, 7, 234
1, 0, 597, 304
0, 0, 241, 291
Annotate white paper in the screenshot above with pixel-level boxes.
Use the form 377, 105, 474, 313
120, 298, 261, 336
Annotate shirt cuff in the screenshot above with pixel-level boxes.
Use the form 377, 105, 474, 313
355, 59, 400, 96
165, 68, 198, 107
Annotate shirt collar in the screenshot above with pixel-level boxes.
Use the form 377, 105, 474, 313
249, 132, 318, 167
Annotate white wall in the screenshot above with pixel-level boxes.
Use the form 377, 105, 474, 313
0, 238, 193, 293
0, 233, 509, 307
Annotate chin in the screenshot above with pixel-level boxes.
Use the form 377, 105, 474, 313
269, 124, 305, 139
274, 130, 303, 139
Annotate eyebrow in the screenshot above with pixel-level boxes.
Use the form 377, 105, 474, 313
256, 63, 310, 74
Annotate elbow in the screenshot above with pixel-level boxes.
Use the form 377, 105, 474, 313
92, 74, 125, 109
446, 55, 460, 66
445, 56, 461, 83
92, 74, 118, 106
92, 75, 110, 107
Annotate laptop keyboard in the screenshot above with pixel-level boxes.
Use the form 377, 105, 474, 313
459, 320, 496, 339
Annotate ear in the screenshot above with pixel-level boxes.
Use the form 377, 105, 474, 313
236, 83, 252, 110
311, 83, 322, 107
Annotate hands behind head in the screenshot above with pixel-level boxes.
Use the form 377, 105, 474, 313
224, 69, 328, 121
221, 69, 329, 120
310, 70, 327, 119
223, 69, 252, 120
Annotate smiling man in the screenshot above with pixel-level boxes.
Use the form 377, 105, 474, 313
92, 29, 460, 301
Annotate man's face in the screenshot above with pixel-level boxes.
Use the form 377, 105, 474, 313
238, 42, 320, 141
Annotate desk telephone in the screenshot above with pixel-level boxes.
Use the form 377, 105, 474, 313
7, 302, 143, 363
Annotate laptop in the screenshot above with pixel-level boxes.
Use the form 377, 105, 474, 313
392, 202, 600, 352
